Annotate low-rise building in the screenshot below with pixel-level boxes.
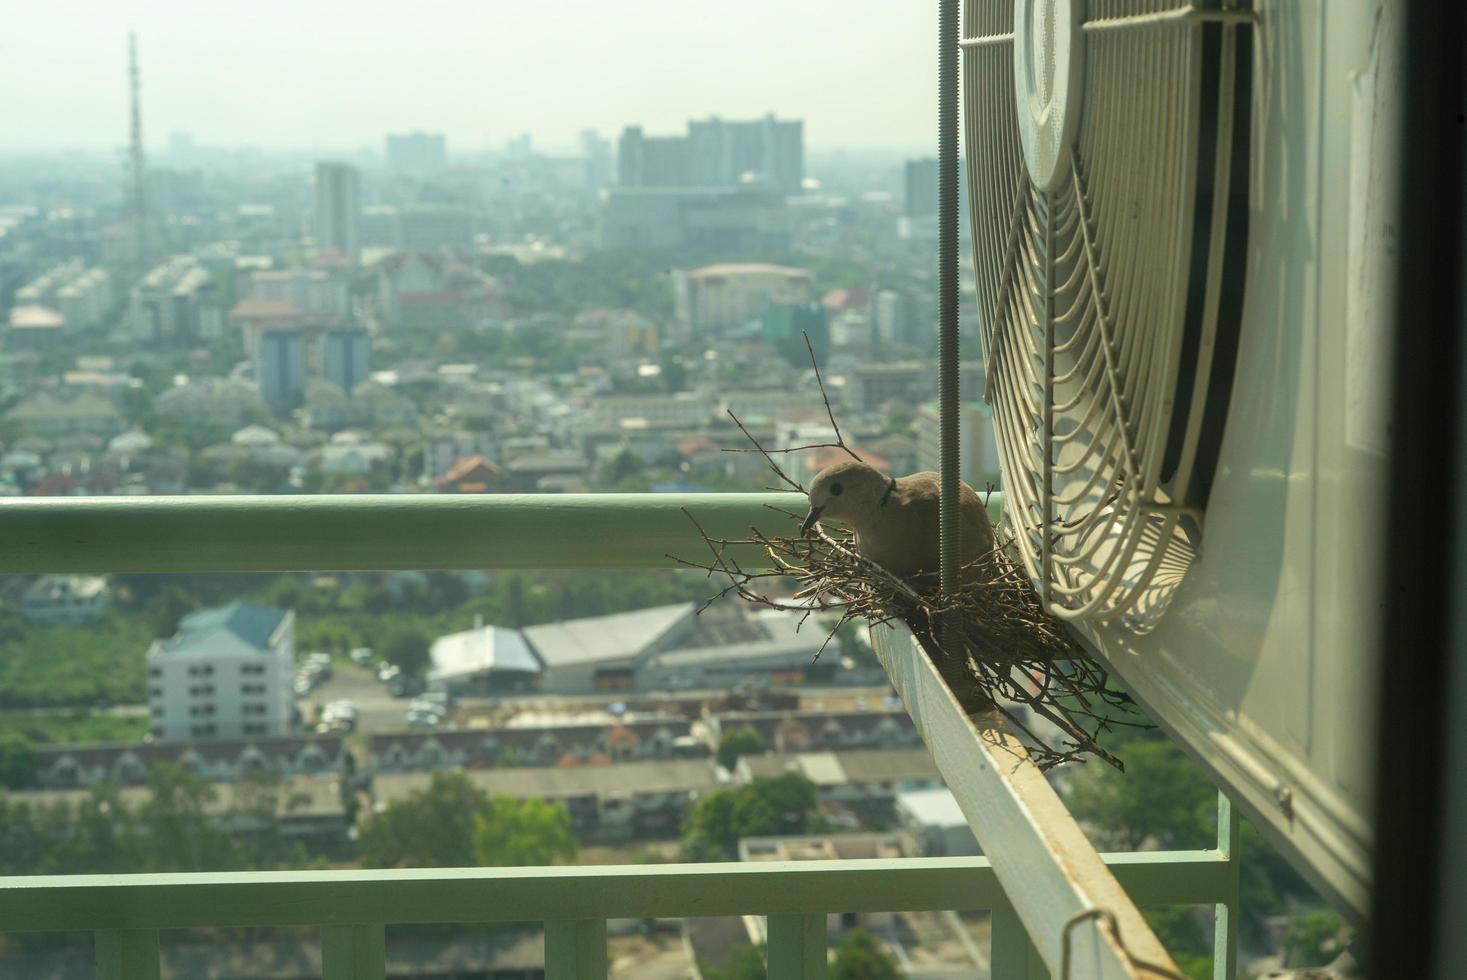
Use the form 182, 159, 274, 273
373, 758, 719, 842
33, 735, 347, 789
6, 773, 349, 848
3, 390, 125, 439
433, 454, 503, 493
428, 619, 541, 694
896, 786, 980, 857
146, 603, 296, 743
21, 574, 111, 626
737, 748, 943, 812
367, 718, 698, 773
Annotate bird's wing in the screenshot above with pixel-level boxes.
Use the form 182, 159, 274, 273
895, 472, 996, 558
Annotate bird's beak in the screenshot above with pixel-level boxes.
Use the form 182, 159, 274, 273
800, 505, 824, 536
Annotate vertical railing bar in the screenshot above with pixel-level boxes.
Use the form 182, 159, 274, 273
991, 904, 1039, 979
95, 928, 161, 980
321, 922, 386, 980
937, 0, 963, 644
767, 912, 828, 978
1214, 791, 1241, 980
544, 918, 607, 980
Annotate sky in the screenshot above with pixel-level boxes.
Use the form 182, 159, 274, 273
0, 0, 941, 154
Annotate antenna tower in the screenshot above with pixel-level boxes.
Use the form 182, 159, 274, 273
128, 32, 149, 268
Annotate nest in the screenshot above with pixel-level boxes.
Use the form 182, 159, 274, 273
670, 334, 1146, 770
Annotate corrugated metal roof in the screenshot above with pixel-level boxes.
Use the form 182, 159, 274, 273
523, 602, 695, 667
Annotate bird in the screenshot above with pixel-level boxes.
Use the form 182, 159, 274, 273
800, 460, 996, 583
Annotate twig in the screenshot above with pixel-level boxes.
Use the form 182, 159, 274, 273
804, 331, 860, 462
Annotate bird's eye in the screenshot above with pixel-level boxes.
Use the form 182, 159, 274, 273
829, 483, 844, 496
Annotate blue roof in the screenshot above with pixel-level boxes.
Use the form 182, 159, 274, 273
159, 602, 287, 657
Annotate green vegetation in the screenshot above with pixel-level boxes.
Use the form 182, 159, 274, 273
832, 927, 899, 980
700, 943, 767, 980
359, 772, 576, 869
680, 773, 820, 862
1060, 724, 1348, 974
472, 795, 578, 867
0, 711, 148, 751
480, 251, 675, 320
715, 726, 767, 772
0, 605, 156, 709
1283, 907, 1348, 969
382, 623, 432, 679
0, 732, 36, 790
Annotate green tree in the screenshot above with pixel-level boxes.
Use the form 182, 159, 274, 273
382, 623, 432, 679
472, 795, 578, 867
832, 927, 898, 980
66, 783, 143, 873
1062, 734, 1213, 851
603, 447, 645, 487
1284, 907, 1348, 968
0, 731, 37, 789
137, 764, 244, 872
359, 772, 488, 868
681, 773, 819, 861
701, 944, 767, 980
716, 727, 767, 772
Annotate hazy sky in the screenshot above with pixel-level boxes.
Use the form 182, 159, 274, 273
1, 1, 940, 153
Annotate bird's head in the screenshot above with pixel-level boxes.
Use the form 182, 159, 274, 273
801, 460, 895, 536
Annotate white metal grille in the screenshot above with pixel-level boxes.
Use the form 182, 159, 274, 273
965, 0, 1250, 630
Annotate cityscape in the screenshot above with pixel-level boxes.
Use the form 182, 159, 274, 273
0, 28, 1340, 980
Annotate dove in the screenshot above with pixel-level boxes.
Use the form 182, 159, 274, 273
800, 460, 996, 583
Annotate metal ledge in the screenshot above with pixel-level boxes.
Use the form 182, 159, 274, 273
871, 620, 1187, 979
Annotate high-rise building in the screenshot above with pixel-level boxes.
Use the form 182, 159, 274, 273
617, 114, 804, 195
314, 161, 361, 259
255, 329, 306, 409
385, 131, 447, 171
903, 158, 939, 219
322, 327, 370, 395
580, 129, 613, 190
399, 204, 474, 253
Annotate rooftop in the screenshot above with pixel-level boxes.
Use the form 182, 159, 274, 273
523, 602, 695, 668
375, 758, 718, 803
687, 262, 811, 280
429, 623, 540, 682
154, 602, 288, 658
895, 786, 970, 829
740, 748, 940, 787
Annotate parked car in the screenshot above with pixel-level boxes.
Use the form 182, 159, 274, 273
389, 674, 424, 698
350, 647, 374, 667
304, 652, 333, 681
409, 699, 446, 719
405, 708, 439, 728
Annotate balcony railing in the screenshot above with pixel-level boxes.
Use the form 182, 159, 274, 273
3, 845, 1236, 980
0, 492, 1242, 978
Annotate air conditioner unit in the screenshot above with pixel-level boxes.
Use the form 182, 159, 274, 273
966, 0, 1396, 921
